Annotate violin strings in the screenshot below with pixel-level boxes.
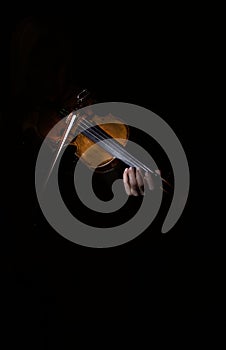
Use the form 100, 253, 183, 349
43, 106, 171, 193
77, 117, 172, 188
59, 108, 152, 171
59, 107, 153, 172
75, 117, 155, 174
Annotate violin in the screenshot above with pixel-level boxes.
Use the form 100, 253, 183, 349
36, 88, 172, 193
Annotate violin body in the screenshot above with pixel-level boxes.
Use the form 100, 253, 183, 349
72, 113, 129, 170
25, 87, 172, 192
33, 88, 130, 173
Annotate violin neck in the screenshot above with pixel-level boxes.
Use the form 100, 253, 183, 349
56, 110, 173, 193
84, 123, 173, 193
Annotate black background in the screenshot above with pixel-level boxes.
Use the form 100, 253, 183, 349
0, 5, 222, 342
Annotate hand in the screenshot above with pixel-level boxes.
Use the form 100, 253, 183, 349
123, 167, 157, 196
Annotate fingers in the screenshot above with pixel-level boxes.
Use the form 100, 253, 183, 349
123, 167, 161, 196
135, 167, 144, 195
143, 169, 161, 191
123, 167, 144, 196
127, 167, 139, 196
155, 169, 161, 176
123, 168, 131, 196
144, 171, 155, 191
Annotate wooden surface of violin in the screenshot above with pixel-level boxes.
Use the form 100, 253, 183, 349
70, 113, 129, 170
